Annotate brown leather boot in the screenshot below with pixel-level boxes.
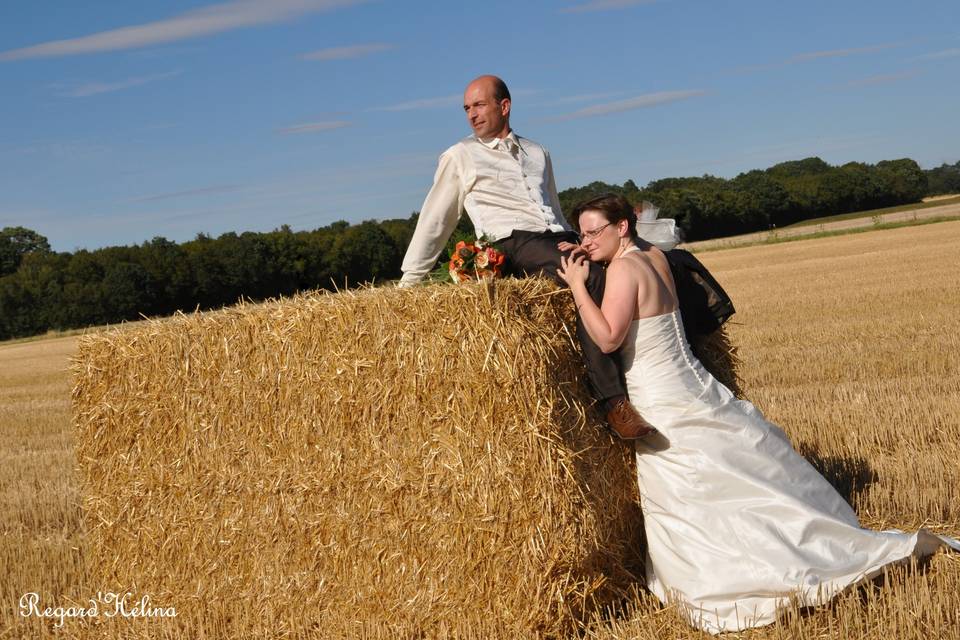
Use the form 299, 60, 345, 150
606, 398, 658, 440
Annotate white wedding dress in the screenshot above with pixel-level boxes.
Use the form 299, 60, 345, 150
621, 306, 960, 634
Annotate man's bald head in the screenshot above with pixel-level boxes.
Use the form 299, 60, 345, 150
463, 75, 512, 140
466, 75, 511, 103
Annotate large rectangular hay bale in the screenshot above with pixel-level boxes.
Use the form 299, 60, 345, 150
72, 279, 646, 638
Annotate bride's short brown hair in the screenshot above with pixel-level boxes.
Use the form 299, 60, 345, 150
570, 193, 639, 240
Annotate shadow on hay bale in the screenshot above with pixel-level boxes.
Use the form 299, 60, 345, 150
72, 278, 741, 639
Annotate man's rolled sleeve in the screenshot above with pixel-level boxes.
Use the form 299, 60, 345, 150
399, 150, 464, 286
544, 150, 572, 232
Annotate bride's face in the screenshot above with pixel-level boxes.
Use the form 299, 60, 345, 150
579, 209, 625, 262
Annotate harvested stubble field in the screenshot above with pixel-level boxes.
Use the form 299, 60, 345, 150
2, 220, 960, 639
681, 199, 960, 252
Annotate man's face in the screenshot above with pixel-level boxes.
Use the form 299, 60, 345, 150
463, 81, 510, 139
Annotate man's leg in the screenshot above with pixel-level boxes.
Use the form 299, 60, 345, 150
495, 230, 622, 402
494, 230, 656, 438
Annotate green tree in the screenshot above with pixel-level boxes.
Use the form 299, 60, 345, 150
101, 262, 153, 320
137, 237, 194, 315
731, 170, 793, 227
558, 180, 623, 219
379, 213, 420, 254
0, 226, 51, 277
0, 277, 38, 339
876, 158, 928, 203
925, 161, 960, 195
766, 157, 831, 178
328, 221, 401, 286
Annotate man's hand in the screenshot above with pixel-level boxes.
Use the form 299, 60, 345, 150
557, 240, 587, 259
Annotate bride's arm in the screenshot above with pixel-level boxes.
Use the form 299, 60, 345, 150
558, 256, 638, 353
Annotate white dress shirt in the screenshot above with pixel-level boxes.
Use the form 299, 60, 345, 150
399, 131, 571, 285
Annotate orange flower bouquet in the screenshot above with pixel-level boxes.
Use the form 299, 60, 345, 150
448, 239, 506, 283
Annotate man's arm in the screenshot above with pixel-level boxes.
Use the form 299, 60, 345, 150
398, 150, 465, 286
543, 150, 572, 232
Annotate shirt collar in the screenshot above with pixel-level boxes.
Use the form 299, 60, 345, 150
477, 130, 520, 150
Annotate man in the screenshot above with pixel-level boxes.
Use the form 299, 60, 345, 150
399, 74, 653, 439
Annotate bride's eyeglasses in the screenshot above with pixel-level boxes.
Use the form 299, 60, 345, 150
581, 222, 613, 240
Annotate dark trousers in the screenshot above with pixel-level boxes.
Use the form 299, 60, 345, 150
494, 229, 625, 406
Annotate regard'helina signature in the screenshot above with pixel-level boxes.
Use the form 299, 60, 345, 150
19, 591, 177, 628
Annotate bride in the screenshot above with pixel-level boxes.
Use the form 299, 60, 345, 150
556, 193, 959, 634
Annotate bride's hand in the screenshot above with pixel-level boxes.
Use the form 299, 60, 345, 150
557, 254, 589, 287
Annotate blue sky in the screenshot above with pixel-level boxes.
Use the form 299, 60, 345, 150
1, 0, 958, 252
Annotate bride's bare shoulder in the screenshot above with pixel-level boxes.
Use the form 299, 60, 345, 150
610, 251, 658, 285
643, 244, 670, 263
607, 255, 641, 277
641, 245, 672, 275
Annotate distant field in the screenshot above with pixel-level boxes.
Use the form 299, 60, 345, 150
2, 221, 960, 639
684, 199, 960, 252
0, 320, 145, 347
788, 194, 960, 228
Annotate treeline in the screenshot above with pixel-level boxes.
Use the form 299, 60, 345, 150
0, 155, 956, 341
0, 221, 416, 341
559, 157, 934, 241
926, 160, 960, 195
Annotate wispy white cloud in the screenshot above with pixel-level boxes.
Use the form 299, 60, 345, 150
369, 88, 540, 112
561, 0, 656, 14
368, 94, 462, 112
129, 45, 204, 59
553, 91, 628, 104
10, 139, 110, 159
547, 90, 707, 122
840, 70, 919, 89
276, 120, 351, 134
911, 48, 960, 61
128, 184, 242, 204
53, 70, 182, 97
300, 42, 393, 61
726, 40, 909, 76
0, 0, 369, 61
787, 43, 901, 63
